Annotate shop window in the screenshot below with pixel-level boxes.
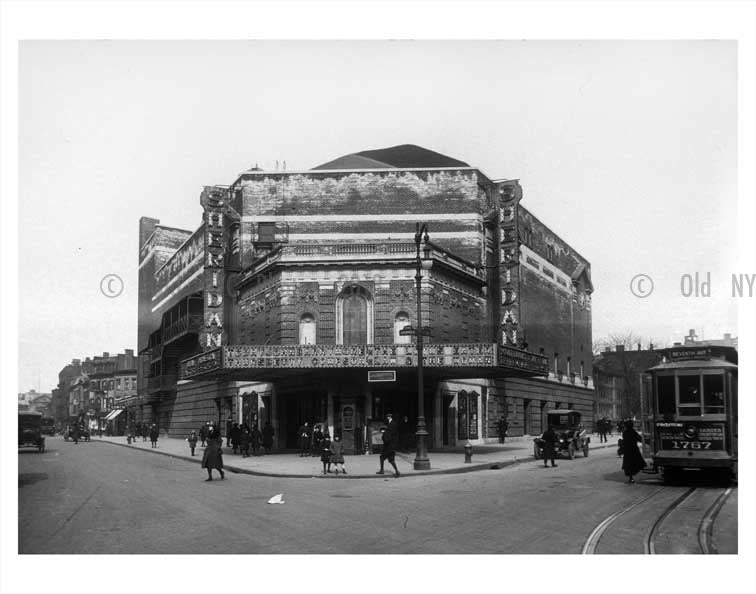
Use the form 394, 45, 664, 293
394, 311, 411, 344
299, 313, 316, 345
456, 391, 479, 440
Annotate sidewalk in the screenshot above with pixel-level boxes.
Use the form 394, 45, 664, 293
84, 433, 617, 479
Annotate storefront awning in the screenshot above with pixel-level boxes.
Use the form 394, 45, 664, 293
104, 409, 125, 422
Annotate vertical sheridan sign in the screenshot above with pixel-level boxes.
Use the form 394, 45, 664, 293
200, 186, 239, 351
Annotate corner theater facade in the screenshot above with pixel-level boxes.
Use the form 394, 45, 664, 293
137, 145, 595, 453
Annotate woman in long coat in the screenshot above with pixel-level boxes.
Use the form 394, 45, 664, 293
621, 420, 646, 483
201, 428, 225, 481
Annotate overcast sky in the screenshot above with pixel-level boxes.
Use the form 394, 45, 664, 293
17, 39, 738, 392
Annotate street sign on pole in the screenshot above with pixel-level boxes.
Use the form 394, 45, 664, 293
398, 325, 416, 336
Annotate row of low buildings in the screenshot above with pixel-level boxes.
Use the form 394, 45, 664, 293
49, 350, 138, 435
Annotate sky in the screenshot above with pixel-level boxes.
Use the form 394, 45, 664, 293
16, 39, 739, 392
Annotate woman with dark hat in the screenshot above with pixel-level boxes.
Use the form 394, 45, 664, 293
621, 419, 646, 484
201, 427, 225, 481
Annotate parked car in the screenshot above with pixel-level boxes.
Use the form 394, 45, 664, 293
534, 409, 590, 460
18, 412, 46, 453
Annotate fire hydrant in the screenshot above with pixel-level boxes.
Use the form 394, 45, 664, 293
464, 441, 473, 463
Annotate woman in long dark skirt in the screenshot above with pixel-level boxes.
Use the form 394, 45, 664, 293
202, 428, 225, 481
621, 420, 646, 484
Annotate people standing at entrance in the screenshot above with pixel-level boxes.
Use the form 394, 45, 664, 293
298, 422, 311, 457
399, 416, 412, 452
312, 424, 324, 457
597, 418, 607, 443
621, 420, 646, 484
149, 424, 159, 448
230, 422, 241, 454
199, 422, 208, 447
262, 421, 274, 454
320, 432, 333, 474
385, 413, 399, 449
141, 423, 148, 442
377, 416, 401, 478
202, 427, 225, 481
541, 425, 558, 468
331, 434, 346, 474
226, 417, 233, 447
239, 425, 251, 458
187, 430, 198, 456
250, 425, 262, 456
497, 417, 509, 444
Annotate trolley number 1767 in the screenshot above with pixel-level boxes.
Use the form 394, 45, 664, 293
670, 441, 712, 450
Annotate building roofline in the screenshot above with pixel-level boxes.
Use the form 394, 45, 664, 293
519, 204, 591, 267
230, 166, 494, 190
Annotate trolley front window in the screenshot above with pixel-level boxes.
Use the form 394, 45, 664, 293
703, 374, 725, 414
678, 374, 701, 416
656, 371, 728, 418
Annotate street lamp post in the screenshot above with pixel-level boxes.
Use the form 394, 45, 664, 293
414, 222, 431, 470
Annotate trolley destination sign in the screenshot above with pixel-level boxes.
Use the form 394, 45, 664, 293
180, 343, 550, 379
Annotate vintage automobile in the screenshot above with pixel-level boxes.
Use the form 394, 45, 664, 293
533, 409, 590, 460
18, 411, 46, 453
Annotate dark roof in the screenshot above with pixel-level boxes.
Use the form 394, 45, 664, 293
312, 144, 470, 170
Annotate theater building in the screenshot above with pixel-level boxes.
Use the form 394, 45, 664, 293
137, 144, 595, 453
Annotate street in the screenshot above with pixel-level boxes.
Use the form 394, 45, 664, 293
18, 436, 737, 554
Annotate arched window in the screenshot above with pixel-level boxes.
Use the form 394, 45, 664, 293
299, 313, 316, 345
394, 311, 411, 344
336, 285, 374, 344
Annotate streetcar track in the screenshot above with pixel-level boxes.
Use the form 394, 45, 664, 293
645, 487, 696, 554
581, 487, 665, 554
698, 487, 733, 554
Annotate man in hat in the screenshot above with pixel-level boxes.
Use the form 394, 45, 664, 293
376, 413, 401, 477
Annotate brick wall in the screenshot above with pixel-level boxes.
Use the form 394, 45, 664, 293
235, 169, 486, 266
503, 377, 595, 437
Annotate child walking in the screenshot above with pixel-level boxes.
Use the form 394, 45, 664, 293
187, 430, 198, 456
320, 432, 333, 474
330, 434, 346, 475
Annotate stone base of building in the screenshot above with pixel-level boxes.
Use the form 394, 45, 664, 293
147, 373, 594, 451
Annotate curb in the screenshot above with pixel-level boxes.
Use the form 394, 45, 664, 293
94, 438, 616, 479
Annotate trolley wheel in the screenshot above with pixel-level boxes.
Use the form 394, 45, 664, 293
567, 443, 575, 460
583, 443, 589, 457
533, 444, 541, 459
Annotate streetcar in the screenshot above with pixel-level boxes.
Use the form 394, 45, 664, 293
640, 345, 737, 482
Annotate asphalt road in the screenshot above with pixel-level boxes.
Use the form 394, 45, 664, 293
18, 436, 737, 554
